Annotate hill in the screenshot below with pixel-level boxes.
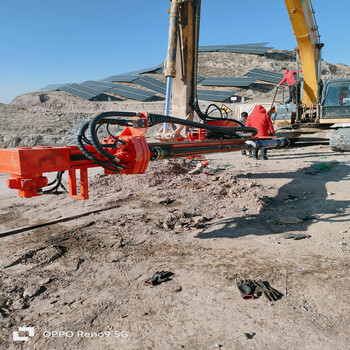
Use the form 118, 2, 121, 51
0, 49, 349, 148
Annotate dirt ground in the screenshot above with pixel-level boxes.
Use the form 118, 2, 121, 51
1, 142, 350, 350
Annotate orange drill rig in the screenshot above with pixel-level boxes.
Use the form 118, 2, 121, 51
0, 111, 289, 199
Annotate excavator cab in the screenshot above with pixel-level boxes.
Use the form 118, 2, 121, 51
320, 78, 350, 121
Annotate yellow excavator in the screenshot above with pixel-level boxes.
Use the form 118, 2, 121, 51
163, 0, 350, 151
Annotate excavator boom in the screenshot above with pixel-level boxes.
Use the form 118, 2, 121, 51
284, 0, 323, 106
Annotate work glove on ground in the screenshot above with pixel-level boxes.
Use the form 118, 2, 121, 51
236, 279, 256, 300
144, 271, 173, 286
254, 280, 283, 301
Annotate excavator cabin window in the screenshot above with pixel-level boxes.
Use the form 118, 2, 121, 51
323, 83, 350, 106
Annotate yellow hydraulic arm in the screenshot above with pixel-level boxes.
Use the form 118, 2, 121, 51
284, 0, 323, 107
166, 0, 323, 114
164, 0, 200, 119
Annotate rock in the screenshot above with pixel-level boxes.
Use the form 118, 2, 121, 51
11, 300, 24, 310
244, 332, 256, 339
39, 278, 52, 285
14, 315, 24, 322
23, 288, 36, 299
279, 217, 302, 224
23, 285, 46, 299
219, 188, 227, 195
0, 297, 8, 308
0, 307, 10, 317
282, 233, 310, 240
159, 198, 175, 205
284, 199, 297, 204
193, 216, 206, 225
173, 284, 183, 293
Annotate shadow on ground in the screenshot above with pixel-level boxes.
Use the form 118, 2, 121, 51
196, 162, 350, 239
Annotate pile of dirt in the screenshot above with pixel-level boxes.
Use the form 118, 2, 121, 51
198, 50, 350, 102
89, 159, 266, 217
0, 94, 165, 147
9, 91, 165, 114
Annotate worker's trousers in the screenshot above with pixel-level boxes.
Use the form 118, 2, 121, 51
253, 147, 267, 160
286, 85, 296, 104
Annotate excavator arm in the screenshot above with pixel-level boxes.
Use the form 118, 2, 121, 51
168, 0, 323, 113
284, 0, 323, 107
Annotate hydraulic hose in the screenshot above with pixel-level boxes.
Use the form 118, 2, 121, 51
148, 113, 257, 137
77, 111, 258, 173
87, 112, 134, 168
77, 120, 125, 173
39, 171, 67, 195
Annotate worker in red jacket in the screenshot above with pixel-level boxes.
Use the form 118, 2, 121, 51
278, 67, 303, 104
246, 105, 275, 160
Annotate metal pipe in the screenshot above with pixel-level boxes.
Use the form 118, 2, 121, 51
295, 48, 301, 121
150, 143, 248, 160
268, 86, 279, 117
163, 0, 180, 132
149, 137, 290, 160
164, 0, 180, 78
192, 0, 201, 99
245, 138, 290, 150
316, 43, 324, 104
296, 48, 300, 83
163, 77, 173, 132
150, 138, 290, 160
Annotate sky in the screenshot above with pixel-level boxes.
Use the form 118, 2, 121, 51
1, 0, 350, 104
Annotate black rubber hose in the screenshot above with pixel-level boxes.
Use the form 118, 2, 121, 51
76, 120, 123, 173
88, 113, 130, 169
106, 124, 127, 145
148, 113, 257, 136
190, 97, 245, 126
41, 171, 65, 194
205, 103, 224, 118
81, 111, 257, 172
204, 104, 245, 126
192, 98, 207, 120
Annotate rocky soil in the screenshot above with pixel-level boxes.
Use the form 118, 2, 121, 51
0, 145, 350, 349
